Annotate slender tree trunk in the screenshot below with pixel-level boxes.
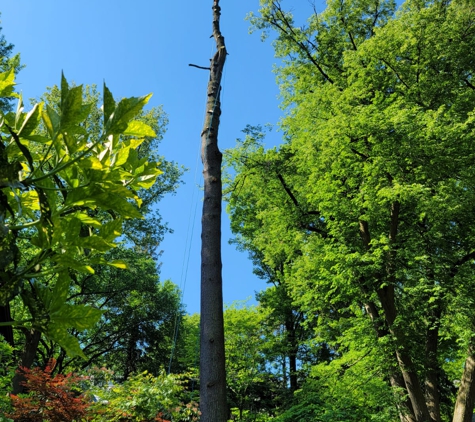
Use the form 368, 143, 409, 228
199, 1, 228, 421
0, 303, 14, 346
368, 205, 434, 422
12, 328, 41, 394
364, 300, 416, 422
288, 349, 298, 392
425, 307, 442, 422
360, 215, 420, 422
390, 370, 417, 422
378, 283, 434, 422
285, 320, 298, 392
453, 342, 475, 422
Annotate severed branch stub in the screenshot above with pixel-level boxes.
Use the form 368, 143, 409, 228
189, 63, 211, 71
199, 1, 228, 422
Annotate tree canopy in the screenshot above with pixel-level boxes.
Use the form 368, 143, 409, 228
226, 0, 475, 421
4, 1, 475, 421
0, 70, 163, 357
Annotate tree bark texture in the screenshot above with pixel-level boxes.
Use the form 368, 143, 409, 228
361, 214, 435, 422
199, 1, 228, 422
453, 343, 475, 422
425, 307, 442, 422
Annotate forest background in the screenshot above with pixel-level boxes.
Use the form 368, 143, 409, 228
2, 0, 475, 422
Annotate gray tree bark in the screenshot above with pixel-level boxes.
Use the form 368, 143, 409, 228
199, 1, 228, 421
453, 343, 475, 422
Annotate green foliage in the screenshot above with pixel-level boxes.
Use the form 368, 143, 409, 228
0, 70, 162, 357
0, 339, 14, 420
86, 368, 200, 422
225, 301, 270, 420
66, 248, 185, 379
226, 0, 475, 420
176, 313, 200, 375
35, 82, 182, 257
0, 15, 22, 112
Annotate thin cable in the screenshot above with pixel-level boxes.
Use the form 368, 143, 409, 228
167, 142, 202, 374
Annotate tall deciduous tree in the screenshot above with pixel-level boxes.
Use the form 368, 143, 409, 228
227, 1, 475, 421
2, 81, 184, 394
0, 71, 162, 376
199, 0, 228, 421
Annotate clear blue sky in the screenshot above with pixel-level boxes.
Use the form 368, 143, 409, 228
0, 1, 323, 314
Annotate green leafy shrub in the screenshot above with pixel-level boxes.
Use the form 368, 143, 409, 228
86, 368, 200, 422
0, 339, 14, 421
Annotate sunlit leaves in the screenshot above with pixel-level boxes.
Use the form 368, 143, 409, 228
0, 71, 162, 359
17, 102, 43, 139
123, 120, 156, 137
0, 68, 16, 98
229, 1, 475, 419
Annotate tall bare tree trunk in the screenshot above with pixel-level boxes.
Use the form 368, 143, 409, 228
199, 1, 228, 421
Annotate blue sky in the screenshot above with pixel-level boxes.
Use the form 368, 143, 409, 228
1, 1, 323, 314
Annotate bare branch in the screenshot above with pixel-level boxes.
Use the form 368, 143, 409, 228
189, 63, 211, 71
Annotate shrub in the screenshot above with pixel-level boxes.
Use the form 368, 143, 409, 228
86, 368, 200, 422
7, 358, 89, 422
0, 340, 15, 421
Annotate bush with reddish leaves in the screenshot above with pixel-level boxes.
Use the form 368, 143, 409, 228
7, 358, 89, 422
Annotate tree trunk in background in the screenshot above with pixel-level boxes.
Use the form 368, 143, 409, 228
453, 343, 475, 422
12, 328, 41, 394
199, 1, 228, 421
425, 307, 442, 422
0, 303, 14, 346
285, 318, 298, 392
390, 370, 417, 422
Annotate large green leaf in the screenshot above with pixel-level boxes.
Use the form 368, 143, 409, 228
42, 104, 61, 140
105, 94, 152, 135
31, 275, 102, 359
18, 102, 43, 139
60, 84, 91, 135
77, 156, 103, 170
103, 83, 116, 127
49, 272, 70, 313
99, 218, 123, 242
50, 303, 103, 332
72, 211, 103, 228
123, 120, 156, 137
65, 185, 143, 219
0, 68, 16, 98
52, 255, 95, 274
77, 235, 116, 252
45, 323, 87, 359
